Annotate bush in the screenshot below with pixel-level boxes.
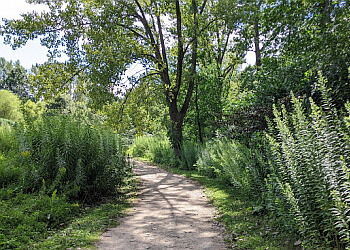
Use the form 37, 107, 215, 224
1, 115, 131, 202
196, 138, 267, 198
0, 90, 23, 121
265, 86, 350, 248
128, 135, 177, 166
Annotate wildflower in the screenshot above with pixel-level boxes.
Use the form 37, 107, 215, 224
21, 151, 30, 157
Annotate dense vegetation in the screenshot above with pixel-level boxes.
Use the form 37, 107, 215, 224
0, 91, 134, 248
129, 85, 350, 248
1, 0, 350, 248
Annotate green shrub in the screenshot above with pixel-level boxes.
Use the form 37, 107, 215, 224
0, 90, 23, 121
265, 85, 350, 248
5, 115, 131, 202
128, 135, 177, 166
196, 138, 267, 197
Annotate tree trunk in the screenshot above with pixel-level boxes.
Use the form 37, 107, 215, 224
254, 19, 261, 69
171, 118, 184, 160
195, 80, 203, 144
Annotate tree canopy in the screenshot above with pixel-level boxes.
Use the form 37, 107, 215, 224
2, 0, 237, 158
2, 0, 349, 156
0, 58, 30, 100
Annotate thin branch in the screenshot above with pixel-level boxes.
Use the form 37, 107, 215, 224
61, 62, 91, 89
180, 0, 198, 115
133, 0, 169, 87
184, 18, 216, 54
199, 0, 208, 14
116, 71, 160, 121
156, 6, 169, 72
116, 23, 147, 40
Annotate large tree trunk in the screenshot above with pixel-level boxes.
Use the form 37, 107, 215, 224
135, 0, 201, 160
171, 118, 184, 160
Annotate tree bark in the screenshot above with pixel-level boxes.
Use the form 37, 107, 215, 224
254, 19, 261, 69
171, 117, 184, 160
195, 80, 203, 144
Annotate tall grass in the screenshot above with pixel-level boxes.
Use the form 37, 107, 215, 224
128, 135, 200, 169
128, 135, 175, 165
0, 123, 16, 153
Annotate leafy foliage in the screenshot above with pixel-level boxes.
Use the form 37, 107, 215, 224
128, 135, 176, 166
0, 189, 79, 249
196, 138, 267, 198
23, 116, 129, 202
265, 87, 350, 248
0, 58, 29, 100
0, 114, 131, 203
0, 90, 23, 121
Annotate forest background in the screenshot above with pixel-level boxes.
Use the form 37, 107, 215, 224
0, 0, 350, 249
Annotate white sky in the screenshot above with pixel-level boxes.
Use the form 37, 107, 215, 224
0, 0, 53, 69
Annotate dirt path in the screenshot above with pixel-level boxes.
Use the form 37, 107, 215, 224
96, 160, 227, 250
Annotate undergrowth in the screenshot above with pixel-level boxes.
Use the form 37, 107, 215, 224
0, 176, 138, 249
0, 113, 136, 248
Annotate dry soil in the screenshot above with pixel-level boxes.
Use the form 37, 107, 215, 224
96, 160, 227, 250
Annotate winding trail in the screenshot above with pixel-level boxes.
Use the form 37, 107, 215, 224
97, 160, 227, 249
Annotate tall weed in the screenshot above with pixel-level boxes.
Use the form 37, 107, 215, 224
0, 123, 16, 153
266, 87, 350, 248
128, 135, 177, 166
196, 138, 267, 198
2, 115, 130, 202
180, 140, 201, 170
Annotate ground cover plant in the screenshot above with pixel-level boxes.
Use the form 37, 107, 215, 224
0, 113, 135, 248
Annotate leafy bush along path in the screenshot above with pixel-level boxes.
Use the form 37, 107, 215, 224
97, 160, 227, 249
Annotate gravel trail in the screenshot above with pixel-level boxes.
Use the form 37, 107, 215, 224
96, 160, 227, 250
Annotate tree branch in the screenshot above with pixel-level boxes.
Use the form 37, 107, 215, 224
180, 0, 198, 115
175, 0, 184, 99
117, 71, 160, 121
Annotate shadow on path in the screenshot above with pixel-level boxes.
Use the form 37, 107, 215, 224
97, 160, 227, 250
